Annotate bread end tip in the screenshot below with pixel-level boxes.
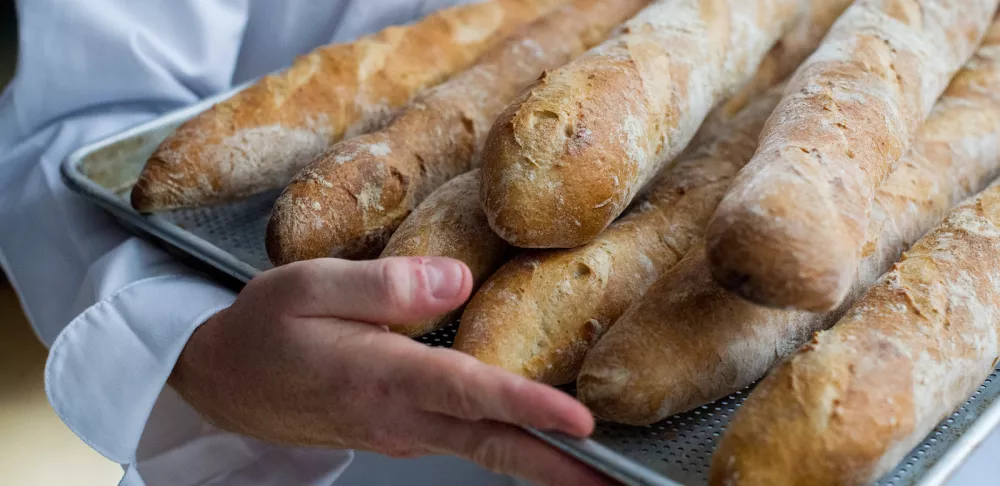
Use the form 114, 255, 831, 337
130, 168, 173, 213
705, 202, 854, 313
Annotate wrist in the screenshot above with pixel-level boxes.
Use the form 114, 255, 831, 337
167, 308, 232, 428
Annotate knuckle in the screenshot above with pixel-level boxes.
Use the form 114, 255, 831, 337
366, 427, 392, 449
279, 262, 329, 307
384, 444, 419, 459
368, 428, 415, 458
248, 260, 331, 307
288, 262, 324, 291
441, 363, 484, 420
250, 263, 313, 304
241, 273, 272, 300
471, 436, 512, 474
375, 259, 416, 310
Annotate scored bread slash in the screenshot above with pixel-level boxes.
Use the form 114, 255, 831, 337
577, 17, 1000, 427
694, 0, 853, 144
380, 170, 511, 338
479, 0, 805, 250
264, 0, 650, 263
711, 181, 1000, 486
130, 0, 567, 213
452, 85, 785, 386
705, 0, 1000, 312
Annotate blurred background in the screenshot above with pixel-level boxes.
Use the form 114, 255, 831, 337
0, 0, 123, 484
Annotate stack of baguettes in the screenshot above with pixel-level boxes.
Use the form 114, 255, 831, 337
129, 0, 1000, 483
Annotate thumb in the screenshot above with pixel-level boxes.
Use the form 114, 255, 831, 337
270, 257, 473, 325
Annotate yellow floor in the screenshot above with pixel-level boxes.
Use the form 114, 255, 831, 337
0, 279, 123, 485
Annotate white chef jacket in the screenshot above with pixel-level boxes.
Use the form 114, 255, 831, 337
0, 1, 511, 485
0, 1, 997, 485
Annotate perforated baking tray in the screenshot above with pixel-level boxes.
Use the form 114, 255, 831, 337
62, 89, 1000, 486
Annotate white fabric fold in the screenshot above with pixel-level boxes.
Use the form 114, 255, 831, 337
1, 0, 590, 484
45, 267, 236, 462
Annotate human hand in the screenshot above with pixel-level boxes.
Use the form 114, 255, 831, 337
169, 257, 612, 486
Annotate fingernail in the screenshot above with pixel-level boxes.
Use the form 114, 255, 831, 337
425, 259, 465, 300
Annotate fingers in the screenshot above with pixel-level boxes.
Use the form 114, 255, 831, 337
263, 257, 473, 325
397, 346, 595, 437
427, 416, 615, 486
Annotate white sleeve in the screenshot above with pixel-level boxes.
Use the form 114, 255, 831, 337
0, 1, 496, 485
0, 1, 353, 485
0, 0, 250, 343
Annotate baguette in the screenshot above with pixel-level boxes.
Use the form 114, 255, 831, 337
131, 0, 565, 212
694, 0, 852, 142
479, 0, 804, 249
705, 0, 1000, 312
265, 0, 649, 263
380, 170, 510, 337
452, 87, 785, 385
577, 20, 1000, 426
711, 181, 1000, 486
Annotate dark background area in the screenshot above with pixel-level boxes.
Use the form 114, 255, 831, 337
1, 0, 16, 89
1, 0, 14, 287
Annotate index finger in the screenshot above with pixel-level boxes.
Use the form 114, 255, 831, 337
422, 416, 615, 486
394, 345, 595, 437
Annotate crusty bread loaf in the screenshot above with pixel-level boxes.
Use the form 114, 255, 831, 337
694, 0, 853, 142
264, 0, 649, 263
131, 0, 566, 212
380, 170, 510, 337
705, 0, 1000, 312
452, 87, 785, 385
479, 0, 804, 249
577, 20, 1000, 426
711, 180, 1000, 485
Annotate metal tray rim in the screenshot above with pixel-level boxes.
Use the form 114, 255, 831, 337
60, 93, 1000, 486
528, 429, 682, 486
920, 393, 1000, 486
62, 83, 260, 285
